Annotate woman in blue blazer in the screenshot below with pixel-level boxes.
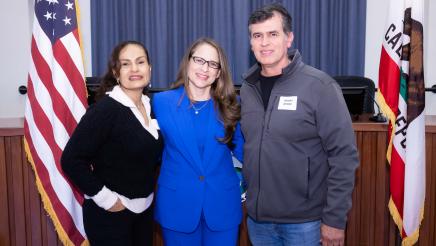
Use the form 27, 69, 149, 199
153, 37, 244, 245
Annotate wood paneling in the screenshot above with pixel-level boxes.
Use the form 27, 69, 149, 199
0, 137, 11, 246
1, 117, 436, 245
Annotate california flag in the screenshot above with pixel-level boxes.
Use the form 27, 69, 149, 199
376, 0, 426, 245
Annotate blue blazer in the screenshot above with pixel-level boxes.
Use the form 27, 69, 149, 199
152, 87, 244, 233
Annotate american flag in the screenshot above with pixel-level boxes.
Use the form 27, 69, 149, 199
24, 0, 88, 245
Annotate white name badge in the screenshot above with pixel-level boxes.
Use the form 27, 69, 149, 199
278, 96, 297, 110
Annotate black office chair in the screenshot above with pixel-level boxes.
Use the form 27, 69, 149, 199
333, 76, 375, 114
85, 77, 101, 105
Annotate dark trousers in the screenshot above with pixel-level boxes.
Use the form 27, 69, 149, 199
82, 199, 153, 246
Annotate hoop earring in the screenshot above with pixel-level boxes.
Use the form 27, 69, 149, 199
116, 78, 120, 85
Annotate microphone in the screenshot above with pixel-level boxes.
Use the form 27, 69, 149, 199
367, 90, 387, 122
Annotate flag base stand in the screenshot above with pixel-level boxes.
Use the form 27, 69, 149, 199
369, 113, 387, 122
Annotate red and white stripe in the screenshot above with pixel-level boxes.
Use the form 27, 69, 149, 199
24, 7, 88, 246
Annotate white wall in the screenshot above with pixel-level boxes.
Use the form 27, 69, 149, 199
365, 0, 436, 115
1, 0, 435, 117
0, 0, 32, 118
423, 0, 436, 115
78, 0, 92, 77
0, 0, 91, 118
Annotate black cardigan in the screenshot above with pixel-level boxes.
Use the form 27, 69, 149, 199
61, 96, 163, 199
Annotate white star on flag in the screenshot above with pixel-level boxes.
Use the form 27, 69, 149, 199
43, 11, 52, 20
63, 16, 71, 25
65, 1, 74, 10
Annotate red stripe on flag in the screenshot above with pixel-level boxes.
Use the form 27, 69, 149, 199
24, 120, 85, 245
26, 76, 84, 204
31, 37, 79, 136
390, 144, 405, 219
378, 47, 400, 117
53, 33, 88, 108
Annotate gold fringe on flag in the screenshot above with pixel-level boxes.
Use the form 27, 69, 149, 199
24, 137, 89, 246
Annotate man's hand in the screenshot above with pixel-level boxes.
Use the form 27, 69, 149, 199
320, 223, 345, 246
108, 198, 125, 212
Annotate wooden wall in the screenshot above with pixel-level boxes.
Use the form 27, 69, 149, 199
0, 132, 64, 246
1, 117, 435, 245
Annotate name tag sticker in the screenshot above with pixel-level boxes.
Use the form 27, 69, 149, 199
278, 96, 297, 110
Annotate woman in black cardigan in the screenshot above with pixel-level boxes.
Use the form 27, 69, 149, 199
61, 40, 163, 245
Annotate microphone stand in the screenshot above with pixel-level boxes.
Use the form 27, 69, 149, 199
368, 91, 387, 122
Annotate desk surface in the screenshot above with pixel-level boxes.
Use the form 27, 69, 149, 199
1, 115, 435, 136
352, 114, 436, 132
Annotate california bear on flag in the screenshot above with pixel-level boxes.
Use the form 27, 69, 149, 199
376, 0, 426, 245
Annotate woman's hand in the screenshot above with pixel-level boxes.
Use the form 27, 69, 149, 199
108, 198, 125, 212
